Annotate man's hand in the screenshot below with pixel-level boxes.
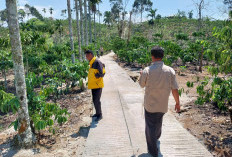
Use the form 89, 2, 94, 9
175, 103, 180, 113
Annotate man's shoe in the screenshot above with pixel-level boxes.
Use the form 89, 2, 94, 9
95, 115, 103, 121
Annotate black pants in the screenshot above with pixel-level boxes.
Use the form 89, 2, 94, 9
145, 109, 165, 157
91, 88, 102, 116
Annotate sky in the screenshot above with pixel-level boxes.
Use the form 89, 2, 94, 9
0, 0, 229, 22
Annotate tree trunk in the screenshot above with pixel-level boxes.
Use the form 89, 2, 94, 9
2, 69, 7, 91
88, 0, 92, 43
84, 0, 88, 46
127, 11, 132, 43
198, 0, 203, 31
94, 11, 96, 46
67, 0, 75, 63
98, 4, 101, 46
199, 47, 203, 73
141, 11, 143, 23
79, 0, 84, 44
6, 0, 35, 148
75, 0, 82, 60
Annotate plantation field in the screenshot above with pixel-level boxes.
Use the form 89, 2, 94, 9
0, 0, 232, 156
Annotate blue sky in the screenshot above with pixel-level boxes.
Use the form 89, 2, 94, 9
0, 0, 228, 22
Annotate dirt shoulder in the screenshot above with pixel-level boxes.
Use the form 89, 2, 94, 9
0, 87, 93, 157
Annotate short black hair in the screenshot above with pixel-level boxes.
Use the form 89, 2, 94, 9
85, 50, 94, 55
151, 46, 164, 59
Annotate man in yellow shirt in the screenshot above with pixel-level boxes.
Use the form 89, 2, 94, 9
85, 50, 105, 121
139, 46, 180, 157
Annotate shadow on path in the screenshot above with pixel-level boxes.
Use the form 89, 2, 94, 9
71, 117, 98, 139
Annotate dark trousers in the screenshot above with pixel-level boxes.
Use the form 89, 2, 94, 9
91, 88, 102, 116
145, 109, 165, 157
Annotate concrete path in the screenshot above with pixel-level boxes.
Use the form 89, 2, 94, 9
82, 53, 212, 157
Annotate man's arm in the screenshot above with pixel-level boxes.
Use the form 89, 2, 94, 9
172, 89, 180, 113
170, 68, 180, 113
95, 60, 105, 78
139, 69, 148, 88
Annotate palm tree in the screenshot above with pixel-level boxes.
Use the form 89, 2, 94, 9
84, 0, 88, 45
42, 8, 46, 17
75, 0, 82, 60
103, 11, 112, 26
6, 0, 35, 148
67, 0, 75, 63
49, 7, 54, 17
61, 9, 67, 18
148, 8, 157, 20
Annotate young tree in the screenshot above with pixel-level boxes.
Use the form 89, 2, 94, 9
67, 0, 75, 63
75, 0, 82, 60
6, 0, 35, 147
133, 0, 153, 23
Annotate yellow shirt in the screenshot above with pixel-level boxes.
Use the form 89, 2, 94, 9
88, 57, 105, 89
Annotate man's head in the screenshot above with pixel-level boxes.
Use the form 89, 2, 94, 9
85, 50, 94, 61
151, 46, 164, 62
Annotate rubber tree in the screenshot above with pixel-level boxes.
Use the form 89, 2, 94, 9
88, 0, 92, 43
79, 0, 84, 59
6, 0, 35, 148
67, 0, 75, 63
84, 0, 89, 45
75, 0, 82, 60
98, 4, 102, 45
133, 0, 153, 23
127, 11, 132, 43
90, 0, 101, 45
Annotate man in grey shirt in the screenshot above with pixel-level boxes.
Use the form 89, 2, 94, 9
139, 46, 180, 157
